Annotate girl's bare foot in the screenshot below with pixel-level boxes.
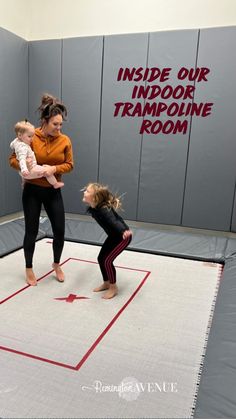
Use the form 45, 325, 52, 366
26, 268, 37, 286
93, 282, 109, 292
52, 263, 65, 282
102, 284, 118, 299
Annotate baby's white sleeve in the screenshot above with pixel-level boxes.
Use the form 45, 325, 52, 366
29, 149, 37, 167
15, 143, 29, 172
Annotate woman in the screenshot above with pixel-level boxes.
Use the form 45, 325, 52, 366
9, 93, 74, 286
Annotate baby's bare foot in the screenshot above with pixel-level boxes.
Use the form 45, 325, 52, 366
53, 182, 64, 189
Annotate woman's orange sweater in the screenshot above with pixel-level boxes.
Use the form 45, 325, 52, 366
9, 128, 74, 187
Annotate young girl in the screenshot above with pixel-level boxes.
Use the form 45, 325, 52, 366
82, 183, 132, 299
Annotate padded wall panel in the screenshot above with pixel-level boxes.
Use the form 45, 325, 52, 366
99, 33, 148, 220
28, 40, 62, 125
182, 27, 236, 231
62, 37, 103, 213
137, 30, 199, 224
0, 28, 28, 215
230, 183, 236, 232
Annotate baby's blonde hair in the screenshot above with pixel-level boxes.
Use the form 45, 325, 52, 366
86, 183, 122, 210
14, 120, 35, 136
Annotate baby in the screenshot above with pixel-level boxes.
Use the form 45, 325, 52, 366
10, 120, 64, 188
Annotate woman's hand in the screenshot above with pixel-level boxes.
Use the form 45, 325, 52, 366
42, 165, 56, 176
122, 230, 132, 240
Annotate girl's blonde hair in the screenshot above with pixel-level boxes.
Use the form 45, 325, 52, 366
14, 120, 35, 136
86, 183, 122, 210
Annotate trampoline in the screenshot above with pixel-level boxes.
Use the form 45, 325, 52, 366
0, 216, 236, 418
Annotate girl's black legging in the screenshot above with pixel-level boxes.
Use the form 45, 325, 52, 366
22, 183, 65, 268
97, 234, 132, 284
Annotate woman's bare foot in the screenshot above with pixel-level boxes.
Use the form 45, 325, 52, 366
102, 284, 118, 299
26, 268, 37, 286
52, 263, 65, 282
93, 282, 109, 292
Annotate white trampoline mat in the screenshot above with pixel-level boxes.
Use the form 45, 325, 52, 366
0, 239, 221, 418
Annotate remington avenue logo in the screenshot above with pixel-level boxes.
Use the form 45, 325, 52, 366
82, 376, 178, 401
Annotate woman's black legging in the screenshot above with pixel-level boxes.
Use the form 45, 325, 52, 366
22, 183, 65, 268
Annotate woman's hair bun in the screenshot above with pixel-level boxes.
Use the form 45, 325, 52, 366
38, 93, 67, 121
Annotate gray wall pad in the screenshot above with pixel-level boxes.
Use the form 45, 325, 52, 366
0, 218, 45, 257
194, 258, 236, 418
63, 219, 106, 245
1, 218, 231, 262
130, 228, 228, 262
37, 217, 106, 245
224, 237, 236, 259
43, 218, 230, 262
